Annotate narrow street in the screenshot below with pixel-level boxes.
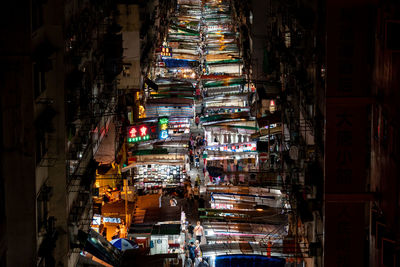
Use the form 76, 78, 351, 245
6, 0, 394, 265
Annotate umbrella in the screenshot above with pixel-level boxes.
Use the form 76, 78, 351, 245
110, 238, 139, 251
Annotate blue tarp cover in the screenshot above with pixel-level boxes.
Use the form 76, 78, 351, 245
215, 254, 285, 267
163, 58, 197, 68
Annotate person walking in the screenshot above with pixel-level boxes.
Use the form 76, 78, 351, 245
195, 152, 200, 168
194, 221, 204, 243
195, 174, 201, 186
184, 251, 193, 267
193, 186, 199, 200
194, 240, 201, 257
195, 115, 200, 128
187, 222, 194, 239
188, 241, 196, 264
112, 225, 120, 240
198, 258, 209, 267
189, 149, 194, 165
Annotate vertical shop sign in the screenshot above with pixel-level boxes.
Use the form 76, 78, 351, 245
159, 117, 169, 139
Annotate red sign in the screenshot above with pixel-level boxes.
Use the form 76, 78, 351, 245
139, 126, 147, 136
129, 127, 137, 138
127, 125, 150, 143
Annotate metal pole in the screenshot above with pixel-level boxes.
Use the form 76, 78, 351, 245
268, 119, 271, 169
124, 177, 129, 231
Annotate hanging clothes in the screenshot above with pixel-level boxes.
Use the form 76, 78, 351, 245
223, 159, 228, 171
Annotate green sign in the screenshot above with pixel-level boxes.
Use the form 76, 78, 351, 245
159, 118, 169, 124
128, 135, 150, 143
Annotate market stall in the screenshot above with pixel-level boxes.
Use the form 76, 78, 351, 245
132, 163, 186, 194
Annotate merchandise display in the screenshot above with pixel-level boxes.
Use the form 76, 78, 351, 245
133, 164, 186, 191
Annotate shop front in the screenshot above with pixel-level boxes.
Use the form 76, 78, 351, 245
123, 153, 187, 195
205, 151, 258, 185
128, 206, 186, 256
150, 224, 184, 255
132, 163, 186, 194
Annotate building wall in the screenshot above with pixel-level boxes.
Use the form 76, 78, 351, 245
370, 4, 400, 266
117, 4, 142, 90
0, 0, 118, 265
0, 0, 38, 265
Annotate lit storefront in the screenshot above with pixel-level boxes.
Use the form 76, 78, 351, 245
132, 163, 186, 193
168, 118, 191, 135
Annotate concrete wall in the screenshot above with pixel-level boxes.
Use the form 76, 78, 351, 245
118, 4, 142, 90
0, 0, 38, 264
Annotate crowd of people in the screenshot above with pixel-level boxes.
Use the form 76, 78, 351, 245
183, 221, 209, 267
188, 133, 206, 169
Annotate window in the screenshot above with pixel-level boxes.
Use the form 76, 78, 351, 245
33, 63, 46, 99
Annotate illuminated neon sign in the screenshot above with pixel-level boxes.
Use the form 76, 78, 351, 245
161, 46, 172, 57
127, 125, 151, 143
159, 117, 169, 139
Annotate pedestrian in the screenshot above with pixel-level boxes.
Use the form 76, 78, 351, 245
195, 153, 200, 168
202, 150, 207, 164
187, 222, 194, 239
195, 240, 201, 257
189, 149, 194, 164
195, 174, 201, 186
102, 227, 107, 239
188, 241, 196, 263
187, 185, 193, 199
196, 134, 201, 145
195, 115, 200, 128
194, 255, 201, 267
170, 197, 177, 207
193, 186, 199, 200
191, 138, 195, 149
184, 251, 193, 267
198, 258, 209, 267
120, 220, 127, 238
194, 221, 204, 243
112, 225, 120, 240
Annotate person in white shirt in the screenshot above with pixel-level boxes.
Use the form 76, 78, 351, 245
194, 221, 204, 243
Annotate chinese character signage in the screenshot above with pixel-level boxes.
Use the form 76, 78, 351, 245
161, 46, 172, 57
159, 117, 169, 139
127, 125, 150, 143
